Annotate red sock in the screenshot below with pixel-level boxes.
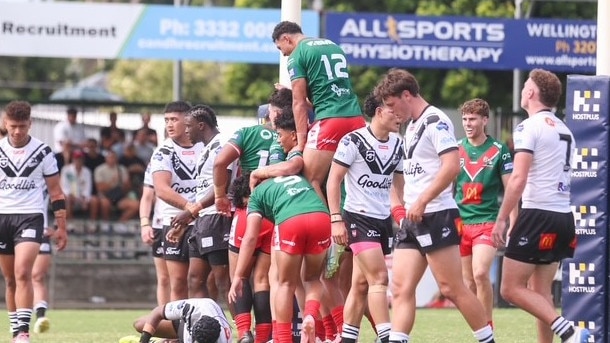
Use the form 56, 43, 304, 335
255, 323, 273, 343
304, 300, 321, 319
276, 322, 293, 343
234, 313, 252, 338
323, 315, 337, 339
330, 306, 344, 334
272, 320, 278, 342
316, 316, 326, 340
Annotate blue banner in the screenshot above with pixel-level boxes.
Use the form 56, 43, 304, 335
121, 6, 319, 63
325, 12, 596, 73
564, 75, 610, 343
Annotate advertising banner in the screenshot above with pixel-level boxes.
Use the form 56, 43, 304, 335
0, 2, 319, 63
325, 12, 596, 73
563, 75, 610, 343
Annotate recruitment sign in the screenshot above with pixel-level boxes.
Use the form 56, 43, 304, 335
325, 12, 596, 73
0, 2, 319, 64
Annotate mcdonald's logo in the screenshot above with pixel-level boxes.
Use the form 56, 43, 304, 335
461, 182, 483, 205
538, 233, 557, 250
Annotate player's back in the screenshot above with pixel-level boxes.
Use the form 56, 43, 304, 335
228, 125, 275, 172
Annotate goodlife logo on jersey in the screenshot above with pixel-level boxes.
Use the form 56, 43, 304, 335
571, 148, 598, 178
571, 90, 601, 120
571, 205, 597, 235
568, 262, 595, 293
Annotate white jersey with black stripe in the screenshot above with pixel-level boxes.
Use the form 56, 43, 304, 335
402, 106, 458, 213
0, 136, 58, 214
163, 298, 232, 343
333, 127, 404, 219
513, 111, 575, 212
149, 138, 204, 225
195, 133, 236, 216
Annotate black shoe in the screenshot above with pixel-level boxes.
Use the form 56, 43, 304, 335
238, 331, 254, 343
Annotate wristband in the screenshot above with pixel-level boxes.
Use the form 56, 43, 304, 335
51, 199, 66, 211
140, 218, 151, 227
331, 220, 344, 224
391, 205, 406, 225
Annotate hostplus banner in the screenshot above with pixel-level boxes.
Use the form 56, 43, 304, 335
563, 75, 610, 343
325, 12, 596, 73
0, 2, 319, 63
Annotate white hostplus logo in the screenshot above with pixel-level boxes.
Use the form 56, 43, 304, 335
571, 205, 597, 227
573, 90, 601, 112
569, 263, 595, 285
573, 148, 599, 170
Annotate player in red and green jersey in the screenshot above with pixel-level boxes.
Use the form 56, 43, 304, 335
455, 98, 517, 328
272, 21, 365, 203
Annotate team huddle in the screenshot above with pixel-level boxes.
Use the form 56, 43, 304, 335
0, 20, 588, 343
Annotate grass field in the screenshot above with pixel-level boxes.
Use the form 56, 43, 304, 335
0, 308, 539, 343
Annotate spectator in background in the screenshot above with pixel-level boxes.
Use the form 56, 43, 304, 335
53, 107, 86, 153
60, 149, 100, 231
133, 128, 156, 163
137, 111, 158, 147
100, 111, 125, 153
94, 150, 139, 233
119, 144, 147, 198
83, 138, 106, 195
53, 140, 73, 172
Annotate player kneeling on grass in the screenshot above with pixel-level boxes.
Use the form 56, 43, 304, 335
119, 298, 232, 343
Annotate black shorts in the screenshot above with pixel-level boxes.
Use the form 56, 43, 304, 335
152, 228, 164, 258
188, 214, 231, 265
39, 234, 52, 255
0, 213, 44, 255
505, 209, 576, 265
394, 209, 462, 254
162, 225, 193, 262
343, 211, 393, 255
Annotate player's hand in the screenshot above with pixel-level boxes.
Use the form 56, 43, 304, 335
228, 277, 244, 304
171, 210, 193, 229
215, 196, 232, 217
406, 199, 425, 223
140, 225, 154, 245
53, 227, 68, 251
331, 222, 348, 246
165, 227, 184, 244
492, 218, 508, 247
249, 171, 265, 191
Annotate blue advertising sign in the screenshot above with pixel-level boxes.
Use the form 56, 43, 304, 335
563, 75, 610, 343
325, 12, 596, 73
121, 6, 319, 63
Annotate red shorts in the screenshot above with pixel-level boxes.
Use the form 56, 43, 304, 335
273, 212, 331, 255
306, 116, 366, 151
460, 222, 495, 257
229, 208, 273, 255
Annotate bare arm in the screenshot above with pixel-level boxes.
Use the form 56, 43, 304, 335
326, 161, 349, 245
501, 173, 519, 233
291, 78, 311, 151
250, 155, 304, 189
213, 144, 240, 215
153, 170, 188, 210
44, 174, 68, 250
139, 185, 155, 245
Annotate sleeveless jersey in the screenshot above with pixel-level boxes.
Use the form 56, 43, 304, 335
288, 37, 362, 120
248, 175, 328, 225
403, 106, 458, 212
143, 163, 165, 230
333, 127, 404, 219
195, 134, 236, 216
149, 138, 204, 225
456, 137, 513, 224
227, 125, 275, 172
163, 298, 232, 343
514, 111, 575, 212
0, 136, 58, 214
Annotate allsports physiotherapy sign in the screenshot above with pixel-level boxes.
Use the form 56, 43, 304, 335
564, 75, 610, 343
325, 12, 596, 73
0, 2, 319, 63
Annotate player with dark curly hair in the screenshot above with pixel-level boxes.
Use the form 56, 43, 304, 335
119, 298, 232, 343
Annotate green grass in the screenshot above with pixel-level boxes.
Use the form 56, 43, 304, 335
0, 308, 538, 343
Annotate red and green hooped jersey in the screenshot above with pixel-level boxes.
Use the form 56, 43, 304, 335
455, 136, 513, 224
